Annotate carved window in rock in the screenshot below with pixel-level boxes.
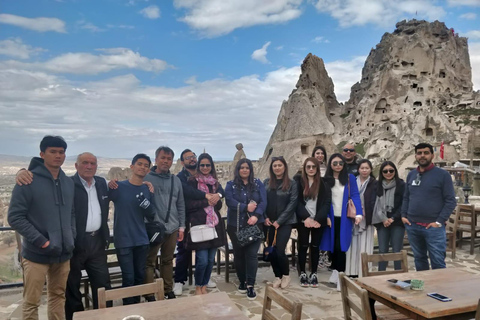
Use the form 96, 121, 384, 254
301, 144, 308, 155
375, 98, 387, 114
439, 70, 446, 78
414, 101, 422, 107
425, 128, 433, 136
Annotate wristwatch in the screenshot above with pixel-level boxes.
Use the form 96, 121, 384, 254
435, 222, 442, 227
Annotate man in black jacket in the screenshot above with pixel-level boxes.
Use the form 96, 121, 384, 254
9, 136, 75, 320
16, 152, 111, 319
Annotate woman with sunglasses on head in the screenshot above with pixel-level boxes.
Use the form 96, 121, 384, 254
185, 153, 225, 296
372, 161, 406, 271
263, 156, 297, 289
225, 158, 267, 300
312, 146, 328, 177
345, 159, 377, 277
322, 153, 362, 290
294, 157, 332, 287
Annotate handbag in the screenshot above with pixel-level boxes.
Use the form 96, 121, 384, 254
190, 224, 218, 243
262, 228, 277, 262
235, 203, 264, 247
347, 179, 357, 219
146, 176, 174, 245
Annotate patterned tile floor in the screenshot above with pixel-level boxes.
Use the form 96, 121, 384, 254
2, 248, 479, 320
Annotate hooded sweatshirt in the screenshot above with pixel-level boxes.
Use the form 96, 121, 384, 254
144, 167, 185, 234
8, 157, 75, 264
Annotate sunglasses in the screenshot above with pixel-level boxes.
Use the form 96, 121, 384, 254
272, 156, 284, 161
306, 165, 317, 170
343, 148, 355, 152
199, 164, 211, 168
332, 161, 344, 167
184, 154, 197, 160
382, 169, 395, 174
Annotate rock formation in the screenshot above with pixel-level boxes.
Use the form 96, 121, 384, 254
256, 53, 341, 178
342, 19, 478, 172
258, 19, 479, 178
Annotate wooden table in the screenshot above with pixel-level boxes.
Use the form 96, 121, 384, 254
73, 292, 248, 320
355, 268, 480, 320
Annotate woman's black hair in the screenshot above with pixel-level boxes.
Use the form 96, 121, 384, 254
377, 161, 400, 196
311, 145, 327, 164
325, 153, 348, 186
357, 159, 375, 179
233, 158, 255, 190
196, 153, 217, 179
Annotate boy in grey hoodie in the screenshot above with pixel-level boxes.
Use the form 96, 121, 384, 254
8, 136, 75, 320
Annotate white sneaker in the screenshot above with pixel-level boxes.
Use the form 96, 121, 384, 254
207, 280, 217, 288
281, 275, 291, 289
329, 270, 338, 284
173, 282, 183, 296
272, 277, 282, 288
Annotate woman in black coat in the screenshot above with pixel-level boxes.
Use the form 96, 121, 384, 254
372, 161, 406, 271
294, 157, 332, 287
185, 153, 225, 295
263, 156, 298, 289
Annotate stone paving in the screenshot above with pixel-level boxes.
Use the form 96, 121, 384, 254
1, 247, 479, 320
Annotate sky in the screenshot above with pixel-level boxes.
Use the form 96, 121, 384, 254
0, 0, 479, 161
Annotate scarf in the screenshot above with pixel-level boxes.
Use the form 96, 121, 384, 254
354, 176, 369, 235
196, 174, 219, 227
372, 180, 396, 224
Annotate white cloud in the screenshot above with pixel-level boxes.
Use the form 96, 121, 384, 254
311, 36, 330, 43
325, 56, 366, 102
0, 13, 66, 33
77, 20, 106, 32
0, 48, 171, 75
251, 41, 271, 64
470, 42, 480, 91
275, 45, 284, 50
447, 0, 480, 6
140, 5, 161, 19
0, 65, 301, 159
0, 38, 45, 59
464, 30, 480, 39
459, 12, 477, 20
174, 0, 303, 37
107, 24, 135, 29
313, 0, 445, 28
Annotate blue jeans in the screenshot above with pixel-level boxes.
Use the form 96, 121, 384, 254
195, 248, 217, 286
376, 224, 405, 271
116, 245, 149, 305
405, 223, 446, 271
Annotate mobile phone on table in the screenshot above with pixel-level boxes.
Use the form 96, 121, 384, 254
427, 293, 452, 302
387, 279, 411, 289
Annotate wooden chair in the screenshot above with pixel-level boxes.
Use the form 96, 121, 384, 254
339, 272, 372, 320
475, 298, 480, 320
262, 285, 302, 320
446, 208, 459, 259
361, 250, 408, 277
456, 204, 480, 255
361, 251, 411, 320
97, 278, 164, 308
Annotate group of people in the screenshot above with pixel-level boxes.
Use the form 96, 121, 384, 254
8, 135, 457, 320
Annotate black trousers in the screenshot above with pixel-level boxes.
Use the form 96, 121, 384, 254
65, 233, 111, 320
331, 216, 346, 272
227, 225, 262, 286
265, 225, 291, 278
297, 223, 324, 273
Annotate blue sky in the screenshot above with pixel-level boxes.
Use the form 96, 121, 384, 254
0, 0, 479, 161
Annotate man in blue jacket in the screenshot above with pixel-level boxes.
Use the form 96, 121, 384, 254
401, 143, 456, 271
8, 135, 75, 320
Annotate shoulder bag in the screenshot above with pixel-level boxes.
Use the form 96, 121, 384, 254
262, 227, 277, 262
146, 176, 174, 245
235, 202, 264, 247
347, 178, 357, 219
